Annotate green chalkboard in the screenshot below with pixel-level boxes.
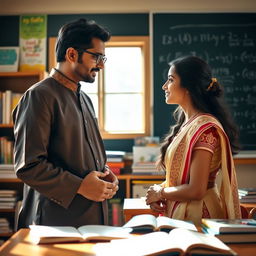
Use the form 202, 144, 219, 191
153, 13, 256, 150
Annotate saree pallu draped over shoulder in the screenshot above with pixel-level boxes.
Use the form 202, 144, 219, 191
164, 114, 241, 225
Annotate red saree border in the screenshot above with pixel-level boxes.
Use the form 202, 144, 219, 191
170, 114, 234, 218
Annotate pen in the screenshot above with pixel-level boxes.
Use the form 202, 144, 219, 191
241, 221, 256, 226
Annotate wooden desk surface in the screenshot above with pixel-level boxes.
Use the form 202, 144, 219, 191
0, 229, 95, 256
0, 228, 256, 256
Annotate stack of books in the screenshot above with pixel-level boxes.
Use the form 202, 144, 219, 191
0, 90, 22, 125
0, 164, 16, 179
238, 188, 256, 203
202, 218, 256, 243
108, 198, 124, 226
106, 151, 125, 175
0, 190, 17, 209
0, 218, 12, 234
132, 146, 164, 175
0, 137, 14, 164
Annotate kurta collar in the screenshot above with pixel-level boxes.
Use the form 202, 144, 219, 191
50, 68, 80, 92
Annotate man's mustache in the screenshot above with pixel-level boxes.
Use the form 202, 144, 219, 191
91, 68, 100, 72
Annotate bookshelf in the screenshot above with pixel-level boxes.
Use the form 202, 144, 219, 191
0, 71, 45, 243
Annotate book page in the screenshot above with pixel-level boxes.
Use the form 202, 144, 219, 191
94, 231, 182, 256
123, 214, 157, 230
156, 216, 197, 231
168, 228, 232, 253
78, 225, 132, 240
29, 225, 82, 244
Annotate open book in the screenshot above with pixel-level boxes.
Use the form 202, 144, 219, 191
29, 224, 132, 244
123, 214, 197, 232
94, 228, 237, 256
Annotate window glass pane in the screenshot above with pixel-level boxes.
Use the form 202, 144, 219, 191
80, 93, 98, 118
80, 79, 98, 117
80, 78, 98, 94
105, 94, 143, 132
105, 47, 143, 93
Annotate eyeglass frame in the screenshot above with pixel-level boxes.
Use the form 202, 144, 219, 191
75, 48, 107, 64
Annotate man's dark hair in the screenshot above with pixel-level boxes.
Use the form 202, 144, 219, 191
55, 18, 111, 62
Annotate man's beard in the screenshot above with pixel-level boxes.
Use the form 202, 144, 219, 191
82, 68, 100, 83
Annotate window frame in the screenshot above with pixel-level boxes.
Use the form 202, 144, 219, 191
48, 36, 151, 139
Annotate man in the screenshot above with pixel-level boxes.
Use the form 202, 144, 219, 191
13, 18, 119, 229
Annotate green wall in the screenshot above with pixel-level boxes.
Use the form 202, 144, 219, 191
0, 14, 149, 152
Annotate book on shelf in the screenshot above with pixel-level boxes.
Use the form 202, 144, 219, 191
0, 190, 17, 197
0, 90, 22, 124
132, 167, 164, 175
107, 162, 125, 175
29, 224, 132, 244
0, 138, 14, 164
233, 150, 256, 159
239, 197, 256, 203
202, 218, 256, 234
108, 198, 124, 226
134, 136, 160, 146
0, 189, 18, 209
238, 188, 256, 196
0, 164, 14, 170
133, 146, 160, 163
106, 150, 126, 162
0, 164, 16, 178
0, 218, 12, 234
94, 228, 237, 256
202, 225, 256, 243
239, 195, 256, 200
123, 214, 197, 232
132, 146, 164, 175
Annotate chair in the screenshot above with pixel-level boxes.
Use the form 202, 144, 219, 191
240, 205, 249, 218
249, 207, 256, 219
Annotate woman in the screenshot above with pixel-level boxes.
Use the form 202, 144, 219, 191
145, 56, 241, 225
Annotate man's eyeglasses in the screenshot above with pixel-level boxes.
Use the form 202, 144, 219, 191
77, 48, 107, 64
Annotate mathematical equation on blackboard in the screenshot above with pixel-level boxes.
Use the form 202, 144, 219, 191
154, 21, 256, 147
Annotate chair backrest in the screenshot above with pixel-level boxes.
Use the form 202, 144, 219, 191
249, 207, 256, 219
240, 205, 249, 218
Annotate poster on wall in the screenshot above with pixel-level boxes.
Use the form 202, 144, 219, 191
19, 15, 47, 72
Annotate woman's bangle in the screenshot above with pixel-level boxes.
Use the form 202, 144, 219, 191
159, 187, 165, 200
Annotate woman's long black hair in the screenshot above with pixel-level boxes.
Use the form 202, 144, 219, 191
157, 56, 240, 170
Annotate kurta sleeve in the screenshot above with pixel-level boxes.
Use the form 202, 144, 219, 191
13, 87, 82, 209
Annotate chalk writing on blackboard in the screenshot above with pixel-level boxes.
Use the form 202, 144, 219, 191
154, 18, 256, 148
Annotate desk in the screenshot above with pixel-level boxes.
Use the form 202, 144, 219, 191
123, 198, 256, 222
123, 197, 157, 222
0, 228, 256, 256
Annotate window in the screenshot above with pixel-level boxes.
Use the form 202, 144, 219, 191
49, 36, 150, 139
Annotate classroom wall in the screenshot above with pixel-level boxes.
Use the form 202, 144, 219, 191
0, 0, 255, 187
0, 0, 256, 14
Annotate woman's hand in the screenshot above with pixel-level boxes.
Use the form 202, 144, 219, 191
148, 201, 166, 213
145, 184, 163, 205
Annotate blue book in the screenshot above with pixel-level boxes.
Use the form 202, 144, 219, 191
202, 224, 256, 243
202, 219, 256, 234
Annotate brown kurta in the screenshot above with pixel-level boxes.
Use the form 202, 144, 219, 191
13, 69, 108, 229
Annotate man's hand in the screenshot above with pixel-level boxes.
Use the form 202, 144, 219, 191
77, 171, 117, 201
102, 166, 119, 198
